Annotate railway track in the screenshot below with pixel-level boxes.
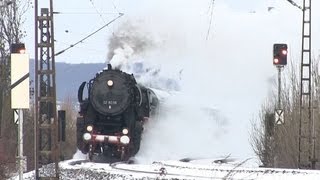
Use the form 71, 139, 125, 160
14, 158, 320, 180
109, 161, 228, 179
62, 159, 266, 179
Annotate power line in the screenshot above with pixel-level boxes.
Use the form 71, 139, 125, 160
53, 11, 120, 15
111, 0, 120, 14
206, 0, 215, 40
55, 13, 124, 57
55, 39, 106, 54
89, 0, 106, 23
285, 0, 303, 10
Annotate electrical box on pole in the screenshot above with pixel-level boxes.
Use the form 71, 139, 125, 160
10, 45, 29, 109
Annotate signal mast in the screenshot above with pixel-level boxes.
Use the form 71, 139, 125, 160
272, 43, 288, 167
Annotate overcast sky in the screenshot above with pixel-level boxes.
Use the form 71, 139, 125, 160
23, 0, 320, 64
23, 0, 320, 159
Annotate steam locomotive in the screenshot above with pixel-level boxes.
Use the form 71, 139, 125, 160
76, 64, 159, 161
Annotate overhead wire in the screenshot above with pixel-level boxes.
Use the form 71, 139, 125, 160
206, 0, 215, 40
89, 0, 106, 23
54, 0, 124, 57
111, 0, 120, 14
55, 39, 106, 54
55, 13, 124, 57
285, 0, 303, 10
110, 0, 121, 38
53, 12, 120, 15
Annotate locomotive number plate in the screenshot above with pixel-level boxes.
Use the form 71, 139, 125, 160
103, 100, 118, 105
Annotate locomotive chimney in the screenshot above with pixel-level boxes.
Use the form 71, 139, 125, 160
107, 64, 112, 70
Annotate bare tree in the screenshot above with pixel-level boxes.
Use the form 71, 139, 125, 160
23, 104, 35, 171
0, 0, 31, 178
59, 95, 78, 160
250, 106, 276, 167
251, 56, 320, 169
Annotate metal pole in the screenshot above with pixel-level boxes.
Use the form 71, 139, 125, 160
35, 0, 60, 178
18, 109, 23, 180
49, 0, 60, 176
299, 0, 312, 169
34, 0, 39, 178
278, 66, 282, 109
311, 103, 316, 169
274, 66, 282, 168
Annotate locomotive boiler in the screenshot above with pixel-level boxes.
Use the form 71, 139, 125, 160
76, 64, 158, 161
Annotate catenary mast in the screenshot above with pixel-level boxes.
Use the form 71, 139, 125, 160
34, 0, 59, 179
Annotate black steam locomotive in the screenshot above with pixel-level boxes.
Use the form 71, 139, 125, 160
76, 64, 159, 161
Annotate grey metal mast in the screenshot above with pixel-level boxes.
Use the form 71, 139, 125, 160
298, 0, 315, 169
34, 0, 59, 179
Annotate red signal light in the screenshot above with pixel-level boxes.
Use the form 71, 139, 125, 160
281, 49, 287, 55
19, 49, 26, 54
10, 43, 26, 54
273, 43, 287, 66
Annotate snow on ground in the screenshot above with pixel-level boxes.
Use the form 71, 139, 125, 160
11, 158, 320, 180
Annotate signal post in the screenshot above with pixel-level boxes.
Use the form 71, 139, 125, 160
273, 43, 288, 122
10, 43, 29, 180
272, 43, 288, 167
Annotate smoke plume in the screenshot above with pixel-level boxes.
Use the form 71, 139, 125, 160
107, 22, 154, 67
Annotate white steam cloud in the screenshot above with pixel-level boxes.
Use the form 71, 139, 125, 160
104, 0, 320, 163
106, 18, 229, 162
135, 91, 229, 163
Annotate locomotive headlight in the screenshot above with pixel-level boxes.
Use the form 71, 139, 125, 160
122, 128, 129, 135
107, 80, 113, 87
120, 135, 130, 144
83, 133, 92, 141
86, 125, 93, 132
